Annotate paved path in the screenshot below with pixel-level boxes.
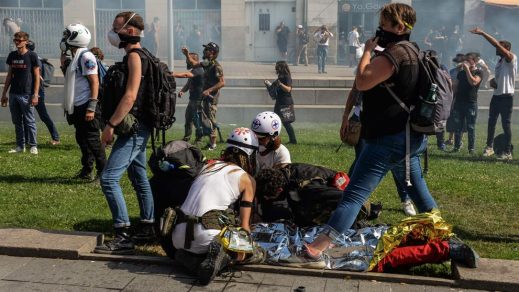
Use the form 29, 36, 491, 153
0, 255, 486, 292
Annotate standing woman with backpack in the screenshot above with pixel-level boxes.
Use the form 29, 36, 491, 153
271, 61, 297, 144
299, 3, 438, 264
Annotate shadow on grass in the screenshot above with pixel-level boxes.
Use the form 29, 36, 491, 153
428, 151, 519, 165
0, 141, 77, 151
453, 226, 519, 244
0, 174, 87, 185
73, 218, 113, 234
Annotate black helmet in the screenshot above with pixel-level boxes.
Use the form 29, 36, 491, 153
203, 42, 219, 53
26, 40, 35, 51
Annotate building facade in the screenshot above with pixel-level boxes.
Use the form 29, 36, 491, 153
0, 0, 515, 65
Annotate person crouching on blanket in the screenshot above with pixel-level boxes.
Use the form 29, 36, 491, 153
171, 127, 265, 285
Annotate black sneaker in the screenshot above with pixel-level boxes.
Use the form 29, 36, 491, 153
74, 169, 93, 181
198, 240, 232, 285
132, 222, 156, 244
94, 232, 135, 255
449, 237, 479, 268
366, 202, 383, 220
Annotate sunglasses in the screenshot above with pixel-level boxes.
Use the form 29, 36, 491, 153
13, 39, 27, 43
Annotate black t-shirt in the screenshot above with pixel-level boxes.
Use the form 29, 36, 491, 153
6, 50, 39, 95
361, 43, 419, 140
456, 68, 481, 103
275, 75, 293, 105
188, 67, 204, 101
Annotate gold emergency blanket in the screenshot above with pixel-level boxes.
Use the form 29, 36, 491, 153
368, 209, 453, 271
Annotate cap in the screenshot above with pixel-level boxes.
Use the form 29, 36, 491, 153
297, 25, 303, 29
452, 53, 465, 63
203, 42, 219, 52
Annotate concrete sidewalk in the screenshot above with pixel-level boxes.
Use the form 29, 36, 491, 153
0, 228, 518, 291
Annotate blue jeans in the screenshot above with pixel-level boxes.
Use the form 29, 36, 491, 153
487, 94, 513, 153
100, 123, 154, 228
327, 131, 437, 233
9, 93, 37, 147
454, 101, 477, 150
349, 138, 411, 203
317, 45, 328, 73
24, 93, 60, 142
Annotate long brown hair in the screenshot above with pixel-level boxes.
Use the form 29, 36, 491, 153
275, 61, 291, 79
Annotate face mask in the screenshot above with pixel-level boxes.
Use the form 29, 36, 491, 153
200, 59, 211, 67
375, 27, 410, 48
186, 62, 193, 70
107, 30, 141, 49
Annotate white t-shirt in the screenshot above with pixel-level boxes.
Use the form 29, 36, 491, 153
257, 144, 291, 169
172, 163, 245, 254
494, 53, 517, 95
314, 31, 333, 46
347, 30, 360, 47
74, 51, 98, 106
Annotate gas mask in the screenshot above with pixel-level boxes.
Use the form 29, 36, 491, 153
375, 27, 410, 48
60, 30, 70, 53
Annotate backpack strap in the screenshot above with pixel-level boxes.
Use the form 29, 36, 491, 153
384, 84, 413, 186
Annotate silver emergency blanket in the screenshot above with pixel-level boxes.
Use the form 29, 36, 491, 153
250, 223, 388, 271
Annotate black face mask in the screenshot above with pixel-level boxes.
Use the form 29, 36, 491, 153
186, 62, 193, 70
375, 27, 410, 48
118, 33, 141, 48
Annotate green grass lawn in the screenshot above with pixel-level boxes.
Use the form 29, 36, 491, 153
0, 121, 518, 262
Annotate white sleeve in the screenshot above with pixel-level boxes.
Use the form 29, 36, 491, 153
275, 145, 292, 164
80, 52, 98, 76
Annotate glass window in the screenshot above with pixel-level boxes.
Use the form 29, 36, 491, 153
20, 0, 42, 8
1, 0, 18, 7
174, 0, 195, 9
96, 0, 120, 10
259, 13, 270, 31
197, 0, 221, 10
125, 0, 145, 10
44, 0, 62, 8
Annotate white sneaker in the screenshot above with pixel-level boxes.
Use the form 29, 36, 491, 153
497, 152, 512, 161
8, 146, 25, 153
29, 146, 38, 155
402, 200, 417, 216
482, 146, 494, 157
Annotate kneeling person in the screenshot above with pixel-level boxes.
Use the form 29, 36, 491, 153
172, 127, 261, 285
256, 163, 382, 228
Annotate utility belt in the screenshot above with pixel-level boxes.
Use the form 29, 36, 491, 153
160, 207, 237, 249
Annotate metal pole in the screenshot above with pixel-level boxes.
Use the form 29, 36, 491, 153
167, 0, 174, 68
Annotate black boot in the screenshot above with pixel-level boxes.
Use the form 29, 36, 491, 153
132, 222, 157, 244
449, 237, 479, 268
198, 239, 232, 285
94, 227, 135, 255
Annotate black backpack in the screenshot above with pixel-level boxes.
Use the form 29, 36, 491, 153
301, 32, 310, 45
384, 42, 453, 185
385, 42, 453, 135
148, 140, 207, 259
100, 48, 177, 149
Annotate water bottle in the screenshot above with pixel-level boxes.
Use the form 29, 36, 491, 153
419, 83, 438, 120
159, 160, 175, 172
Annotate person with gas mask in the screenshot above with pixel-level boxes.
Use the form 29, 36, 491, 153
172, 53, 205, 143
286, 3, 441, 267
182, 42, 225, 151
59, 23, 105, 180
470, 27, 517, 160
250, 111, 291, 170
94, 11, 155, 255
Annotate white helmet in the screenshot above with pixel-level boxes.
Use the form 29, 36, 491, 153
62, 23, 91, 48
226, 127, 259, 156
251, 111, 282, 137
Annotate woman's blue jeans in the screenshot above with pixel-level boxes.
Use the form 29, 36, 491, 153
327, 130, 437, 233
100, 123, 154, 228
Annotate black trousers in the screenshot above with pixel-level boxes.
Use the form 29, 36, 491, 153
71, 103, 106, 174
